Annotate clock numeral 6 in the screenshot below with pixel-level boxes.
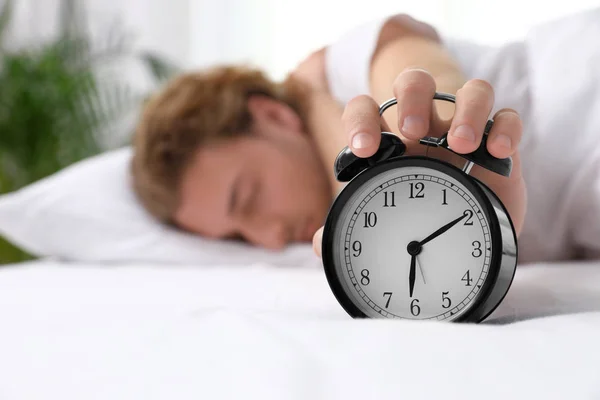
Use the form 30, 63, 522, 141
360, 269, 370, 285
363, 212, 377, 228
409, 182, 425, 199
442, 291, 452, 309
352, 241, 362, 257
410, 299, 421, 316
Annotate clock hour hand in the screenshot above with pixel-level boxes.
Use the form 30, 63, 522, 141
409, 254, 416, 297
418, 213, 468, 247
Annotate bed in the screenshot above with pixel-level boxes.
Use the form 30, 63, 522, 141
1, 256, 599, 399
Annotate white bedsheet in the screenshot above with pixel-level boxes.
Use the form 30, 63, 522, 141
0, 257, 599, 400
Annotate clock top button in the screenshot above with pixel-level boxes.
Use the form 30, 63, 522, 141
334, 133, 406, 182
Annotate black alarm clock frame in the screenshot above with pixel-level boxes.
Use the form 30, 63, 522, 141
321, 93, 518, 323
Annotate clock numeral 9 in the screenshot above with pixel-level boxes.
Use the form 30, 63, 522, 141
410, 299, 421, 316
383, 292, 393, 308
442, 291, 452, 309
409, 182, 425, 199
352, 241, 362, 257
363, 212, 377, 228
383, 191, 396, 207
360, 269, 370, 285
463, 209, 474, 225
472, 241, 482, 258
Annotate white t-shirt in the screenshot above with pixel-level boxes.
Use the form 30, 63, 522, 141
324, 10, 600, 264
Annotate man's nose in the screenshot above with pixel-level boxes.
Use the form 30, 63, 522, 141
239, 214, 289, 250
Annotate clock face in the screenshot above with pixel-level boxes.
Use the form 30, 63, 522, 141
325, 159, 496, 321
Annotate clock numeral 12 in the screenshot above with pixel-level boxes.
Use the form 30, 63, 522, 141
383, 191, 396, 207
409, 182, 425, 199
442, 189, 448, 205
363, 212, 377, 228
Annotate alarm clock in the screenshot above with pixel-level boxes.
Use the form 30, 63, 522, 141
321, 92, 517, 323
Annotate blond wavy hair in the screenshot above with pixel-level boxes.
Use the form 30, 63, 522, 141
130, 66, 309, 224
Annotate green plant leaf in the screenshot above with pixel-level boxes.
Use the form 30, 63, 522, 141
139, 51, 180, 82
0, 0, 12, 48
0, 236, 33, 265
0, 0, 181, 263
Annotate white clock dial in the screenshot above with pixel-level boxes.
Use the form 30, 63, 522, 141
332, 165, 492, 321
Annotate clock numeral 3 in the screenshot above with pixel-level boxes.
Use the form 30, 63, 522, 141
383, 292, 393, 308
462, 270, 473, 286
363, 212, 377, 228
360, 269, 370, 285
409, 182, 425, 199
383, 191, 396, 207
410, 299, 421, 316
352, 241, 362, 257
472, 241, 482, 258
463, 209, 474, 225
442, 291, 452, 309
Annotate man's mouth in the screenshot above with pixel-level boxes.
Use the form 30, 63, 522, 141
297, 218, 318, 242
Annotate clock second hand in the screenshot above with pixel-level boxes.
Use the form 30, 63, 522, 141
407, 254, 426, 296
416, 256, 426, 284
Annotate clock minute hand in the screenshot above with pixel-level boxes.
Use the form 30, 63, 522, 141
409, 254, 416, 298
418, 213, 468, 247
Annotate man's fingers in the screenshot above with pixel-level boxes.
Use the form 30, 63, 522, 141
448, 79, 494, 154
342, 95, 382, 158
393, 69, 437, 140
312, 226, 323, 258
487, 108, 523, 159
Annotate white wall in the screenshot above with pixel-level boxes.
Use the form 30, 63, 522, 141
6, 0, 600, 79
185, 0, 600, 79
2, 0, 596, 148
3, 0, 189, 62
4, 0, 599, 145
443, 0, 600, 44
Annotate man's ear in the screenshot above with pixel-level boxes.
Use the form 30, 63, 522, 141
247, 95, 303, 133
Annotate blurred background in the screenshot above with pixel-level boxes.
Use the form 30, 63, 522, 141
0, 0, 597, 263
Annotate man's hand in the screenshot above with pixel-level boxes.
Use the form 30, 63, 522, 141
313, 69, 527, 257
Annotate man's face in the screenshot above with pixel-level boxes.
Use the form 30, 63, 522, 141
174, 96, 332, 250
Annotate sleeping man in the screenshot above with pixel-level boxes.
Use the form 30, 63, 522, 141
131, 11, 600, 265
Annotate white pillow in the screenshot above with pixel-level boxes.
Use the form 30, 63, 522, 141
0, 148, 316, 266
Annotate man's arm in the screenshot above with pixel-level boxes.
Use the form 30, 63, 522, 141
301, 16, 466, 195
310, 17, 527, 255
369, 22, 465, 124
